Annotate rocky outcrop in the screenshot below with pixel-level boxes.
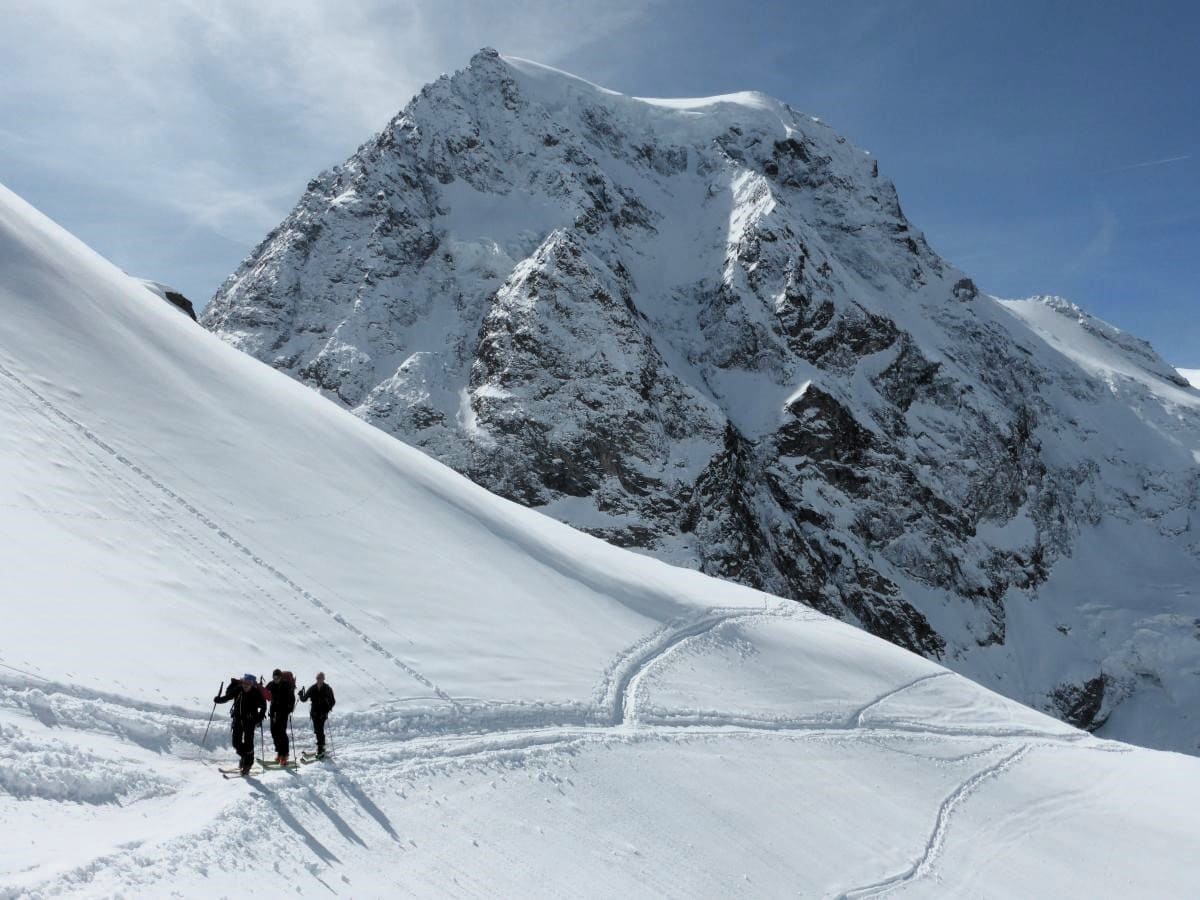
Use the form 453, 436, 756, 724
204, 50, 1200, 753
137, 279, 198, 321
1048, 676, 1109, 731
164, 291, 197, 321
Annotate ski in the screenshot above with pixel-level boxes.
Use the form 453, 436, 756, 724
299, 752, 330, 764
221, 765, 263, 778
261, 760, 299, 770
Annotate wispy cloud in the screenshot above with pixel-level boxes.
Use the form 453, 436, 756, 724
1097, 154, 1191, 175
1061, 204, 1118, 279
1, 0, 658, 293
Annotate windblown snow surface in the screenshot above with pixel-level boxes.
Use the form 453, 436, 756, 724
3, 186, 1199, 896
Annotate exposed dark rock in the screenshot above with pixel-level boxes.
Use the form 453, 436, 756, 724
952, 277, 979, 301
163, 291, 198, 321
1048, 676, 1108, 731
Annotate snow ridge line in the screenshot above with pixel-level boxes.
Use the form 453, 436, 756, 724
835, 743, 1032, 899
0, 361, 457, 709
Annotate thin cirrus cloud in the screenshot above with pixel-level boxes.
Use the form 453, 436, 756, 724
1060, 205, 1119, 280
1097, 154, 1192, 176
1, 0, 659, 266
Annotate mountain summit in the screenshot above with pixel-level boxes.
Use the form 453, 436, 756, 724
204, 49, 1200, 754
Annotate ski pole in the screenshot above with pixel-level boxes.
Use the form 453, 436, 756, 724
259, 675, 267, 763
289, 713, 295, 755
202, 680, 223, 748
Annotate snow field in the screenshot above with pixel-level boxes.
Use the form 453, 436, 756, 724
5, 630, 1195, 898
3, 185, 1200, 896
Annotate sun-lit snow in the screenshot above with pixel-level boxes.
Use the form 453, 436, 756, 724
1179, 367, 1200, 389
4, 186, 1200, 896
1001, 296, 1199, 406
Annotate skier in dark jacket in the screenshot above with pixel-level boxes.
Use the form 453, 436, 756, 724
214, 673, 267, 774
268, 669, 297, 764
298, 671, 336, 758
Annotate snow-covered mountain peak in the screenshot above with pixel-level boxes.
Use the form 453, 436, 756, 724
379, 44, 900, 245
470, 47, 815, 133
205, 53, 1200, 756
500, 51, 810, 140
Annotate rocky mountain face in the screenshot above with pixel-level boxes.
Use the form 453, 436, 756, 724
204, 49, 1200, 753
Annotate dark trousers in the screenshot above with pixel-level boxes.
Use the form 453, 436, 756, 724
231, 720, 256, 768
312, 713, 328, 752
270, 713, 289, 757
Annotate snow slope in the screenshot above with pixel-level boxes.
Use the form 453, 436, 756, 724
1180, 368, 1200, 389
4, 185, 1200, 896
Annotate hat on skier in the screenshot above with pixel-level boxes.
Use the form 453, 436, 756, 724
242, 673, 256, 683
272, 669, 282, 677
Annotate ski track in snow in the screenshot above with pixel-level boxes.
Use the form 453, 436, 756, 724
834, 744, 1033, 899
0, 602, 1121, 900
4, 597, 1106, 773
612, 607, 797, 724
851, 672, 952, 727
0, 359, 455, 706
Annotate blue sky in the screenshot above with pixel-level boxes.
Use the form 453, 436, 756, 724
3, 1, 1197, 364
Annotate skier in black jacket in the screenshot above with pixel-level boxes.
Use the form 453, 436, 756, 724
298, 672, 336, 758
268, 669, 297, 764
214, 674, 267, 774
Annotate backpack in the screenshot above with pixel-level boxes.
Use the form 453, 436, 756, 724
275, 671, 297, 713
